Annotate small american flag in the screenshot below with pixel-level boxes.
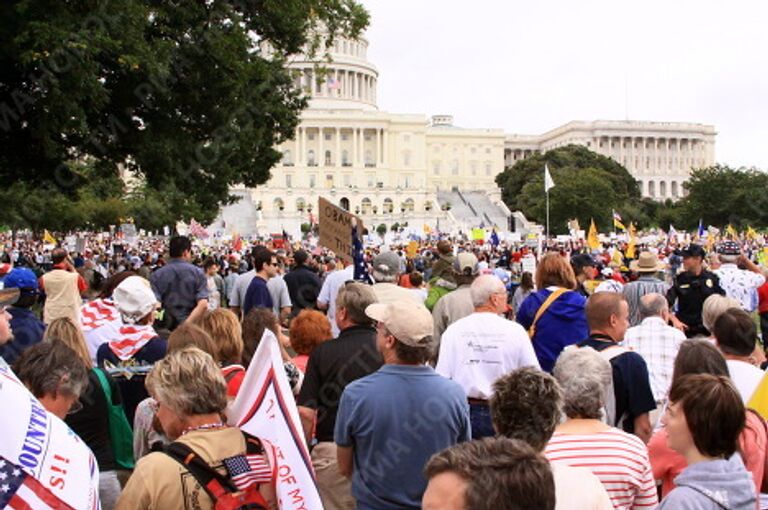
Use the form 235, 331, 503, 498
0, 456, 74, 509
80, 298, 119, 331
222, 453, 272, 490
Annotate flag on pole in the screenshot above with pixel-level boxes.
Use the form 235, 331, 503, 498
544, 164, 555, 192
726, 224, 739, 239
227, 330, 323, 510
327, 76, 341, 90
697, 219, 705, 238
352, 223, 371, 283
626, 222, 638, 259
43, 229, 56, 245
612, 210, 626, 231
587, 219, 600, 250
189, 219, 209, 239
746, 226, 759, 241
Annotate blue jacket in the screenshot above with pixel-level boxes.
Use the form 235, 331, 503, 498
0, 307, 45, 366
659, 455, 755, 510
516, 288, 588, 372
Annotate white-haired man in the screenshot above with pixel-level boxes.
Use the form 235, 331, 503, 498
436, 274, 540, 439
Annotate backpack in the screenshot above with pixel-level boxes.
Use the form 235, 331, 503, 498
596, 345, 630, 428
424, 277, 456, 311
163, 430, 270, 510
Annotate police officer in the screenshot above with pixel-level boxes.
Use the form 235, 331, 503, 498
666, 244, 725, 337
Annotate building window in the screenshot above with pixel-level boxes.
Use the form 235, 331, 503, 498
485, 163, 492, 176
340, 197, 350, 211
365, 150, 374, 167
383, 198, 393, 213
470, 162, 477, 176
648, 180, 654, 196
341, 133, 348, 141
485, 147, 491, 154
451, 160, 459, 175
274, 198, 284, 211
433, 162, 441, 175
364, 133, 372, 141
344, 174, 352, 187
282, 149, 293, 166
309, 175, 316, 188
325, 150, 332, 166
671, 181, 679, 197
308, 133, 315, 141
403, 150, 411, 167
295, 197, 305, 211
325, 133, 332, 141
342, 150, 350, 167
285, 174, 292, 188
307, 150, 316, 166
367, 174, 374, 187
660, 181, 667, 197
326, 174, 334, 188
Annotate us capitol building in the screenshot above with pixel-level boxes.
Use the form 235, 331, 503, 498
218, 35, 716, 237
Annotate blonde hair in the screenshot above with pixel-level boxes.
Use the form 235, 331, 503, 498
45, 317, 91, 368
198, 309, 243, 364
702, 294, 741, 333
535, 253, 577, 290
146, 346, 227, 417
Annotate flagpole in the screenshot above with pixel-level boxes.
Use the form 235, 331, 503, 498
546, 190, 550, 240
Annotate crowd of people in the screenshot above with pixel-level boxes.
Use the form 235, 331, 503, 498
2, 227, 768, 509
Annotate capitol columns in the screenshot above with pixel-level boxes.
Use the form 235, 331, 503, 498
376, 128, 381, 165
318, 126, 324, 166
335, 128, 341, 166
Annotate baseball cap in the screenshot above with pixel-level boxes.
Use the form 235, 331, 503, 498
371, 251, 401, 279
113, 276, 159, 324
365, 302, 433, 347
717, 241, 741, 256
681, 244, 706, 258
3, 268, 39, 290
454, 252, 479, 276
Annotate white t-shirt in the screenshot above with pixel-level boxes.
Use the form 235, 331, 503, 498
552, 463, 613, 510
317, 265, 354, 337
436, 312, 540, 399
726, 359, 765, 403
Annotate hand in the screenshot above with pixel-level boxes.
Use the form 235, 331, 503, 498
670, 315, 688, 332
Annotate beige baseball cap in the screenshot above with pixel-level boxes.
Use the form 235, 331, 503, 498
365, 301, 433, 347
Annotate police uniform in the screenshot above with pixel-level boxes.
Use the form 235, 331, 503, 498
666, 269, 725, 337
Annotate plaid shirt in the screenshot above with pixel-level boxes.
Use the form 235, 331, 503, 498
622, 317, 686, 402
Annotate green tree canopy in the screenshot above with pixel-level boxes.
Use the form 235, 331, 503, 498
0, 0, 368, 229
495, 145, 643, 234
676, 165, 768, 229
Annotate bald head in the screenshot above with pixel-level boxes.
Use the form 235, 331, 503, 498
639, 293, 668, 320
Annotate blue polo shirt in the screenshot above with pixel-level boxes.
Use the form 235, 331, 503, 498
150, 258, 208, 324
242, 275, 273, 316
335, 364, 470, 510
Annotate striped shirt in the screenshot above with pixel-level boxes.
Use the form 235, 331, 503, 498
545, 429, 658, 510
623, 276, 669, 326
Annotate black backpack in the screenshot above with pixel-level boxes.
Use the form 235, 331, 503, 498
163, 430, 270, 510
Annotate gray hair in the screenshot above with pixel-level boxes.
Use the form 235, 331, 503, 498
639, 293, 668, 320
719, 254, 738, 265
147, 346, 227, 417
470, 274, 506, 307
336, 282, 377, 327
13, 342, 88, 401
702, 294, 741, 333
553, 347, 612, 420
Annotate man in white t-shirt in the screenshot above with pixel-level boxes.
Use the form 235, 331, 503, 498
714, 241, 766, 312
436, 274, 540, 439
713, 307, 764, 403
316, 261, 354, 338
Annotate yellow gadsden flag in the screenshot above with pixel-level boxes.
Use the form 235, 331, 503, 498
587, 219, 600, 250
43, 229, 57, 245
625, 222, 638, 259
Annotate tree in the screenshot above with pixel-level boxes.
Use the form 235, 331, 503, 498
495, 145, 643, 234
376, 223, 387, 237
0, 1, 369, 226
675, 165, 768, 229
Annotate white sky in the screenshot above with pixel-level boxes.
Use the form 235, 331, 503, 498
362, 0, 768, 169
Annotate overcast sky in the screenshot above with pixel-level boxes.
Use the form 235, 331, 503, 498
362, 0, 768, 169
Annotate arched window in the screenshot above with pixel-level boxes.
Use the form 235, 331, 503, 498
282, 149, 293, 166
383, 198, 393, 214
648, 180, 655, 197
339, 197, 350, 211
671, 181, 679, 198
402, 199, 415, 212
660, 181, 667, 197
341, 150, 350, 166
424, 201, 434, 212
361, 198, 372, 214
274, 198, 284, 211
307, 150, 316, 166
325, 150, 332, 166
295, 198, 306, 212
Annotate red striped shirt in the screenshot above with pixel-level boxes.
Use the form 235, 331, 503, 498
545, 429, 658, 510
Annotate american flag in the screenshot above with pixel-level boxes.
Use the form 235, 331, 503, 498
326, 76, 341, 90
189, 219, 210, 239
107, 325, 158, 360
0, 456, 74, 510
80, 298, 119, 331
222, 453, 272, 491
352, 224, 371, 283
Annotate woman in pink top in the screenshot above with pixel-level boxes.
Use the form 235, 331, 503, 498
544, 347, 658, 510
289, 309, 332, 373
648, 338, 767, 497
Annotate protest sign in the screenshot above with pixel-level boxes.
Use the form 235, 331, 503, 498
228, 331, 322, 510
318, 197, 364, 265
0, 363, 100, 509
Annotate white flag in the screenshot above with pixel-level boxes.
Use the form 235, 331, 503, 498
544, 163, 555, 192
227, 331, 323, 510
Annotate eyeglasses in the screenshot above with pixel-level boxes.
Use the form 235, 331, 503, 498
67, 399, 83, 415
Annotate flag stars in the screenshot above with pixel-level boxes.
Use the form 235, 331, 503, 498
10, 469, 20, 477
0, 484, 9, 493
0, 472, 6, 480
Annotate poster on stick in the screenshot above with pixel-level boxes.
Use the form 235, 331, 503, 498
318, 197, 365, 265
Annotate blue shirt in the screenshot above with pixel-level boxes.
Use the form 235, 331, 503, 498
150, 258, 208, 324
242, 275, 273, 316
0, 307, 45, 365
335, 364, 470, 510
516, 288, 588, 372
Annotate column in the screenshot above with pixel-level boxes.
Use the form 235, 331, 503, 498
301, 128, 307, 165
295, 127, 302, 165
311, 69, 317, 95
375, 128, 381, 166
334, 69, 339, 98
318, 127, 324, 166
382, 129, 388, 166
357, 128, 364, 166
335, 127, 341, 167
352, 127, 358, 166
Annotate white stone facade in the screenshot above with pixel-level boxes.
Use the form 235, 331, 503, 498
217, 35, 716, 236
505, 120, 716, 201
